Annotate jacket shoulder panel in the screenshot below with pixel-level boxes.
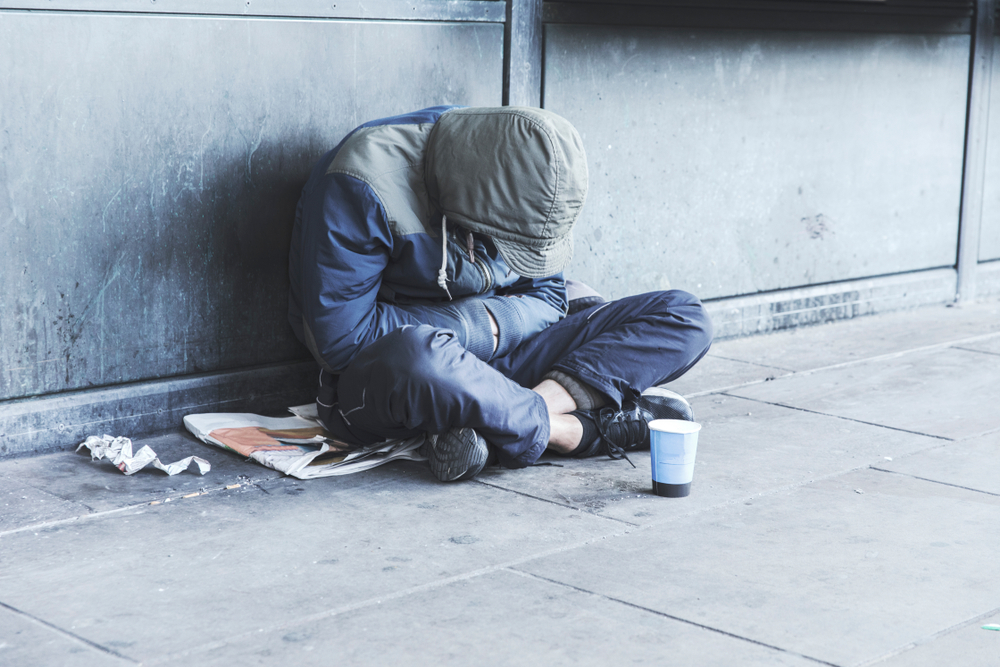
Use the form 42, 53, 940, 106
326, 122, 435, 238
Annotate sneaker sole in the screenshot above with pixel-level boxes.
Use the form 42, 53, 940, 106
639, 386, 694, 422
427, 429, 490, 482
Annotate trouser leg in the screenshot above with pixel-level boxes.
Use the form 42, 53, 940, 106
490, 290, 713, 407
316, 291, 712, 471
317, 324, 550, 468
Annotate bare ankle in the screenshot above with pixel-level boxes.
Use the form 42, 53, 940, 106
546, 412, 583, 454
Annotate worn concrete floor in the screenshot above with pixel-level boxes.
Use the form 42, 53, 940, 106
2, 299, 1000, 666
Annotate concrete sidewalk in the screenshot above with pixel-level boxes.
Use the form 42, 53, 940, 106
2, 299, 1000, 666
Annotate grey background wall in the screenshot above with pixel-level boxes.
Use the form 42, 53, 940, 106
545, 28, 969, 301
1, 0, 997, 455
0, 12, 502, 402
980, 30, 1000, 261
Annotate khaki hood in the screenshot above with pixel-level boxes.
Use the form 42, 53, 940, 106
424, 107, 589, 278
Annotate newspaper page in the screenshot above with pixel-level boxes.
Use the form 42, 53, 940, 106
77, 435, 211, 476
183, 405, 425, 479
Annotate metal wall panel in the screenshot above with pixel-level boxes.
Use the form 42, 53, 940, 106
0, 13, 503, 401
979, 35, 1000, 261
0, 0, 505, 21
544, 26, 970, 301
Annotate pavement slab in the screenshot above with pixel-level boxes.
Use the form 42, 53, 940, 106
0, 480, 93, 531
0, 430, 282, 530
874, 434, 1000, 497
708, 300, 1000, 372
158, 568, 818, 667
878, 611, 1000, 667
953, 335, 1000, 356
4, 299, 1000, 665
515, 468, 1000, 667
728, 346, 1000, 441
0, 466, 620, 663
664, 354, 791, 397
478, 394, 942, 526
0, 604, 130, 667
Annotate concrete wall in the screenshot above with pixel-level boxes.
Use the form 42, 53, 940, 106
0, 12, 503, 403
1, 0, 996, 454
546, 27, 970, 301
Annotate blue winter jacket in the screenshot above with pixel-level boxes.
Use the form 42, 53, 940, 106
288, 106, 569, 373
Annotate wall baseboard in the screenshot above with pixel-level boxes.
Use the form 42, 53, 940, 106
704, 268, 958, 340
0, 361, 318, 458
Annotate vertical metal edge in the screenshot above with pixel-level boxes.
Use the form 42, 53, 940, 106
957, 0, 996, 303
503, 0, 543, 107
539, 20, 546, 109
503, 0, 514, 105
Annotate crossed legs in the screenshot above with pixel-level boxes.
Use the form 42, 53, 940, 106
316, 290, 714, 472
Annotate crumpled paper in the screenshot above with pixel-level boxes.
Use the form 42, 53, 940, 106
77, 435, 211, 476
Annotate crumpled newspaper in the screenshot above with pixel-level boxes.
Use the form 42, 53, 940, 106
77, 435, 211, 476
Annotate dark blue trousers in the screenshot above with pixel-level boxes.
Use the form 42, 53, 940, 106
317, 290, 713, 468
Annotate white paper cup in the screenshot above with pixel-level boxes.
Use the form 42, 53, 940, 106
649, 419, 701, 498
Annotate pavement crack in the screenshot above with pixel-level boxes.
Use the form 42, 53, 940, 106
704, 354, 796, 372
472, 479, 639, 527
506, 569, 841, 667
0, 600, 139, 664
950, 344, 1000, 358
0, 504, 144, 539
869, 466, 1000, 498
955, 422, 1000, 442
143, 526, 636, 665
0, 478, 273, 538
770, 331, 1000, 378
687, 330, 1000, 399
719, 394, 953, 441
852, 604, 1000, 667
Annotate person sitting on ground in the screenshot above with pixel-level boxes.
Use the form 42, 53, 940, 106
287, 105, 713, 482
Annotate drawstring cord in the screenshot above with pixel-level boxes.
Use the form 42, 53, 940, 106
438, 214, 453, 301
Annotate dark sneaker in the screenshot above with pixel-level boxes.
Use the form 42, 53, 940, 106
572, 387, 693, 467
423, 428, 491, 482
639, 386, 694, 422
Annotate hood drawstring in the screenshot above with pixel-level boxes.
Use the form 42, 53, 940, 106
438, 214, 453, 301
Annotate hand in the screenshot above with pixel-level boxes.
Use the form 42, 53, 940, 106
487, 310, 499, 353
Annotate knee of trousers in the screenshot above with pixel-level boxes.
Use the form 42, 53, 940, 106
651, 290, 715, 354
356, 324, 466, 391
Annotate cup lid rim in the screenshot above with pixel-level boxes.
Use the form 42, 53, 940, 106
649, 419, 702, 434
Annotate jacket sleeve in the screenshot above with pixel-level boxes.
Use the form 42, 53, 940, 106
392, 274, 566, 362
294, 173, 496, 371
481, 274, 568, 359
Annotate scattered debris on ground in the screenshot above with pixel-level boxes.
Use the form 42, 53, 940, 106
77, 435, 211, 476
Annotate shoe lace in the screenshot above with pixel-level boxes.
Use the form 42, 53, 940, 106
595, 406, 648, 468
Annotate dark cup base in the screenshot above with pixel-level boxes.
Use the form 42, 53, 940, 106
653, 481, 691, 498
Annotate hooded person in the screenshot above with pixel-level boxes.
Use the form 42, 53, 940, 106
288, 106, 714, 482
